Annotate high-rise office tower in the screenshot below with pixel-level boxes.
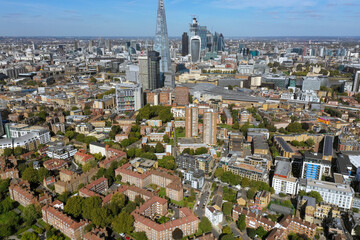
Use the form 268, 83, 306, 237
154, 0, 174, 88
353, 71, 360, 92
190, 36, 201, 63
185, 105, 199, 138
74, 40, 78, 51
139, 51, 161, 90
106, 39, 111, 51
198, 26, 208, 50
189, 18, 199, 38
89, 40, 94, 52
206, 31, 213, 52
217, 33, 225, 52
182, 32, 189, 56
203, 109, 217, 146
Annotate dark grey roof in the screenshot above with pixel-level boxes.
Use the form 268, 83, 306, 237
90, 142, 106, 148
323, 135, 334, 157
274, 161, 291, 177
269, 203, 293, 215
253, 137, 268, 150
275, 137, 294, 153
302, 196, 316, 208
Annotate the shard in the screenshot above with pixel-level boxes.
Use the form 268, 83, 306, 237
154, 0, 174, 88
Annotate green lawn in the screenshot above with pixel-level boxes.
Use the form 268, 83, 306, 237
175, 128, 186, 138
171, 197, 195, 209
158, 187, 166, 198
0, 211, 18, 224
218, 124, 235, 130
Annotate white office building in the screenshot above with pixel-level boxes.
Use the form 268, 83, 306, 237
301, 179, 354, 210
205, 206, 223, 226
6, 123, 50, 144
272, 161, 298, 195
184, 169, 205, 190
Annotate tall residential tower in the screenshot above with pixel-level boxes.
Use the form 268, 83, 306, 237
154, 0, 174, 88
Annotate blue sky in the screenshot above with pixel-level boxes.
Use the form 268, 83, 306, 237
0, 0, 359, 37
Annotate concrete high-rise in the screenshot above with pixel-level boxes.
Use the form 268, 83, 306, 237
185, 105, 199, 138
190, 36, 201, 63
189, 18, 199, 38
139, 51, 161, 90
116, 83, 143, 112
182, 32, 189, 56
174, 87, 189, 106
154, 0, 174, 88
203, 109, 217, 146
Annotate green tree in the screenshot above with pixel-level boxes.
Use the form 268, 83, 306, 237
237, 214, 246, 231
135, 195, 145, 206
163, 134, 170, 143
158, 156, 176, 170
222, 202, 233, 216
247, 188, 256, 200
22, 167, 38, 183
240, 178, 250, 188
155, 142, 165, 153
286, 122, 303, 133
222, 226, 232, 235
111, 211, 134, 234
195, 147, 208, 155
355, 225, 360, 237
64, 196, 84, 218
199, 217, 212, 233
13, 146, 24, 156
23, 204, 40, 226
307, 191, 323, 203
65, 131, 76, 140
256, 226, 267, 238
123, 201, 136, 213
38, 167, 49, 183
57, 191, 70, 203
91, 207, 111, 227
93, 153, 104, 161
306, 138, 315, 147
133, 232, 148, 240
82, 196, 102, 220
111, 193, 126, 210
3, 148, 13, 157
221, 234, 235, 240
215, 168, 225, 179
247, 228, 256, 239
21, 232, 40, 240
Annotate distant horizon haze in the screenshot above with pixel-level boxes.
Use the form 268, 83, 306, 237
0, 0, 359, 37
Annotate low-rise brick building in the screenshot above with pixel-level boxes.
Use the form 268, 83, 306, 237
115, 163, 183, 201
9, 182, 51, 207
42, 202, 88, 240
132, 196, 199, 240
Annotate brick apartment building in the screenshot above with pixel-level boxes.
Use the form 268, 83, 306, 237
174, 87, 189, 106
102, 184, 155, 205
79, 177, 108, 198
9, 182, 52, 207
42, 202, 87, 240
115, 163, 183, 201
233, 207, 316, 239
54, 168, 98, 194
132, 196, 199, 240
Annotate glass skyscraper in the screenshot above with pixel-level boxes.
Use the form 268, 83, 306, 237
154, 0, 174, 88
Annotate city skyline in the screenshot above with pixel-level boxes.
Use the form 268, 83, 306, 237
1, 0, 360, 37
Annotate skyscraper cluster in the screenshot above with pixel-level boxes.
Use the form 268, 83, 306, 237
182, 17, 225, 63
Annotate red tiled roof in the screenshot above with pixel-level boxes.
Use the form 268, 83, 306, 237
42, 205, 86, 230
